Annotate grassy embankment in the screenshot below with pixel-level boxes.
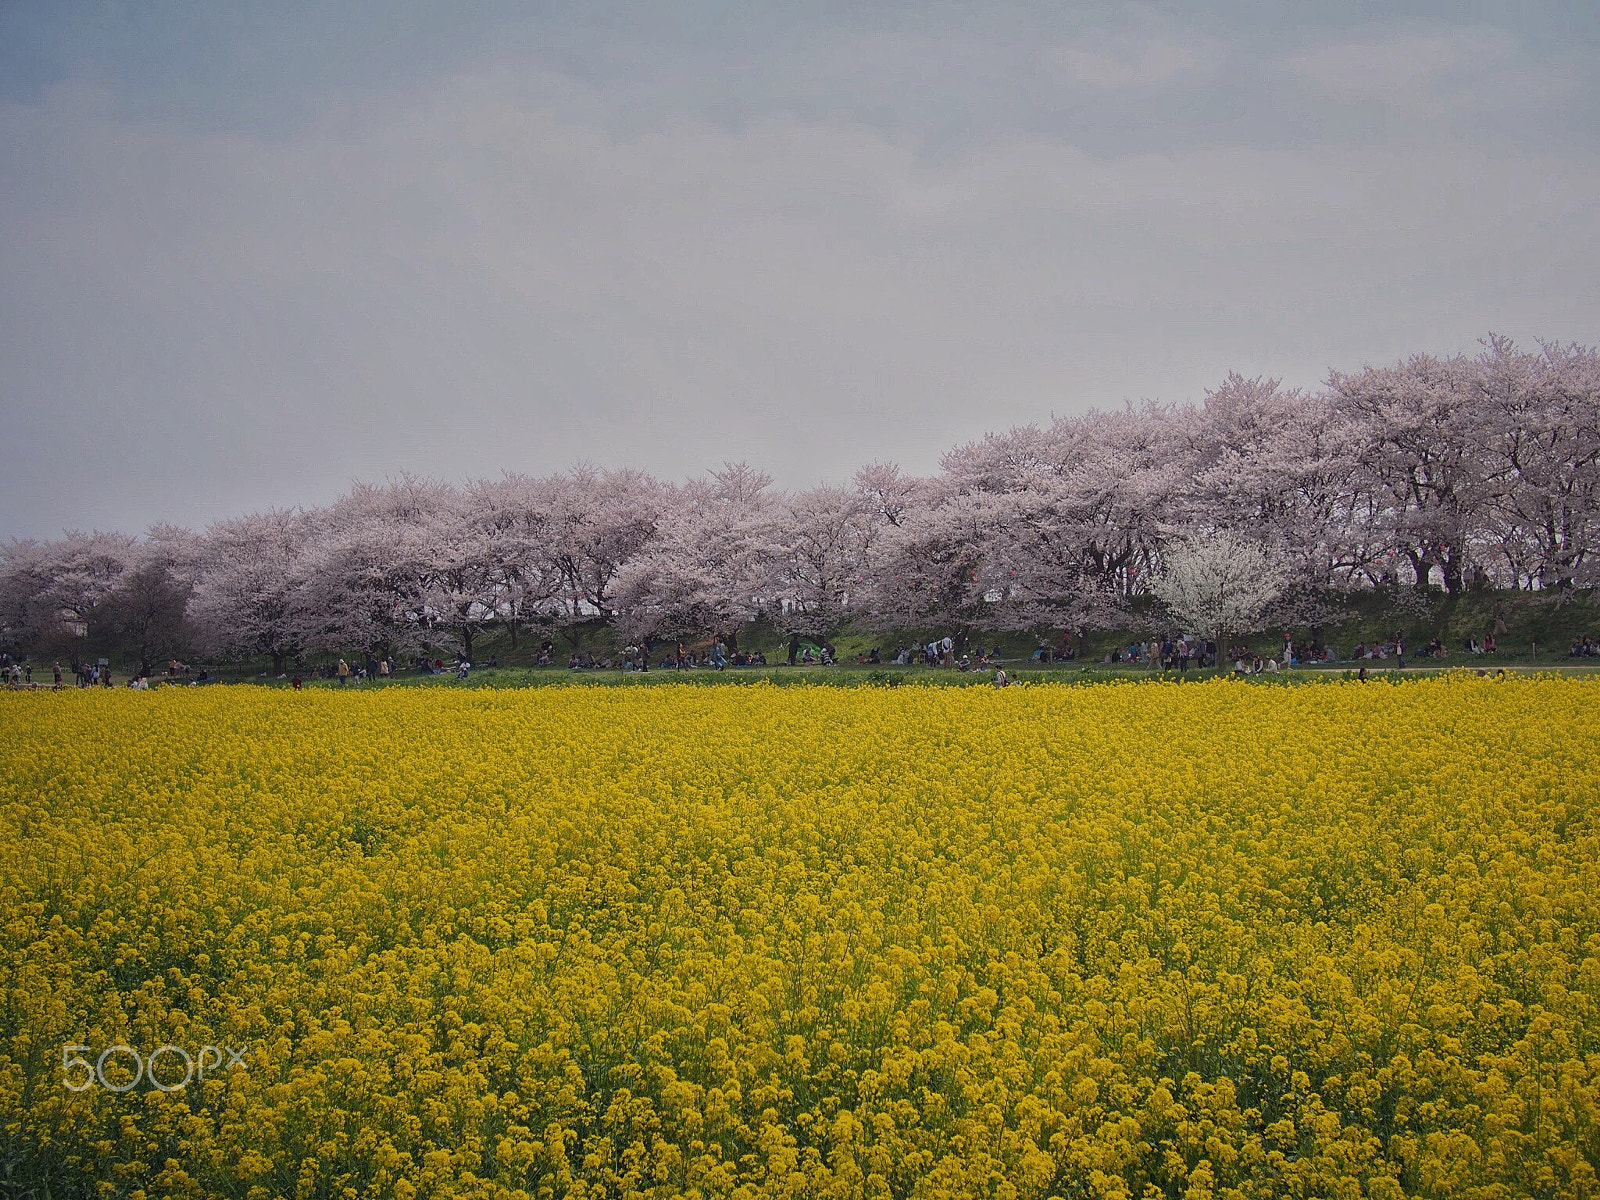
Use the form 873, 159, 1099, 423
179, 587, 1600, 687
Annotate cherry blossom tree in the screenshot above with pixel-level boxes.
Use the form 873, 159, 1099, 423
937, 406, 1189, 627
763, 485, 877, 649
612, 463, 777, 646
188, 510, 315, 674
0, 531, 134, 663
7, 333, 1599, 668
1330, 352, 1492, 593
861, 486, 998, 641
0, 539, 50, 653
546, 467, 663, 632
419, 490, 509, 663
1474, 336, 1600, 589
1189, 374, 1371, 590
1152, 531, 1285, 671
853, 461, 926, 529
294, 477, 444, 658
461, 473, 564, 650
99, 525, 201, 674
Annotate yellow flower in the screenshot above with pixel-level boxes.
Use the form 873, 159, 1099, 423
1, 675, 1596, 1197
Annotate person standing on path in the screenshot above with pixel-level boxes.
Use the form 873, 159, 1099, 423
337, 658, 350, 687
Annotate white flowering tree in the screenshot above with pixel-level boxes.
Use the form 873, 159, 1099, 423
0, 530, 134, 664
761, 485, 878, 649
1152, 531, 1285, 671
611, 463, 777, 647
99, 525, 200, 675
187, 510, 312, 675
293, 478, 441, 660
460, 473, 564, 650
7, 334, 1600, 666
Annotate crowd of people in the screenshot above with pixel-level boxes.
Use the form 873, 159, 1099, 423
6, 622, 1598, 691
0, 653, 215, 689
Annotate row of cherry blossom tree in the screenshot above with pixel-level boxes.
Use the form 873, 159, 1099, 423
3, 335, 1597, 670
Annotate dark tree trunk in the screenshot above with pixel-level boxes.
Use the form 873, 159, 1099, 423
272, 652, 286, 676
462, 627, 475, 662
1442, 550, 1465, 595
1405, 551, 1429, 589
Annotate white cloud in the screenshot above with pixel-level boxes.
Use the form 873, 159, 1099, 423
1280, 24, 1581, 117
1047, 37, 1222, 90
2, 31, 1599, 536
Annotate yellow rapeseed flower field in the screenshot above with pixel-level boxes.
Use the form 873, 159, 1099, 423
2, 676, 1598, 1199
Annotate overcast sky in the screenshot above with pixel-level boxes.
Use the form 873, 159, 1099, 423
2, 1, 1597, 538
